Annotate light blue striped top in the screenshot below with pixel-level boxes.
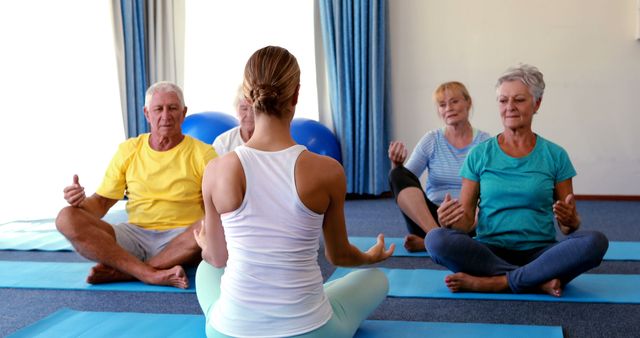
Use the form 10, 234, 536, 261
405, 128, 491, 205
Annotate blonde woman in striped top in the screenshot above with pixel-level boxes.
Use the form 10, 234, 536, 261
388, 81, 490, 252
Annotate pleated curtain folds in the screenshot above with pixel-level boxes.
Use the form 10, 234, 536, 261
112, 0, 182, 138
319, 0, 390, 195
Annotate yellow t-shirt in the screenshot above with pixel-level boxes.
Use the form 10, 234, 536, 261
97, 134, 217, 230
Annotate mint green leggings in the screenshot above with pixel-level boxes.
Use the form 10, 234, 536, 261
195, 261, 389, 338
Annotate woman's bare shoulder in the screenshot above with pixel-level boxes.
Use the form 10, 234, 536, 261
295, 150, 345, 213
297, 150, 344, 182
204, 151, 245, 187
204, 151, 245, 213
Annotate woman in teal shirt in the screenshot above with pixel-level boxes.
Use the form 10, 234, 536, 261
427, 64, 608, 296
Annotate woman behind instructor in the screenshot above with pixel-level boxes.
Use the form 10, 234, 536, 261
388, 81, 490, 252
212, 85, 255, 155
194, 46, 394, 338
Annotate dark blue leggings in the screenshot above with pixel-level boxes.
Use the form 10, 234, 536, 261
425, 227, 609, 293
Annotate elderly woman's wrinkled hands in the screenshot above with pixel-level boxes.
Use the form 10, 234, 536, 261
388, 141, 408, 168
553, 194, 581, 234
63, 175, 86, 207
437, 193, 464, 228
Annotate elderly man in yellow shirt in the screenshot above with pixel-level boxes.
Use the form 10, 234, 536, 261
56, 81, 217, 289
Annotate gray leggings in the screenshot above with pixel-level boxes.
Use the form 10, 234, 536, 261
195, 262, 388, 337
425, 227, 609, 293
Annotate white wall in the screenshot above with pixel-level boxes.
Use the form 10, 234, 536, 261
387, 0, 640, 196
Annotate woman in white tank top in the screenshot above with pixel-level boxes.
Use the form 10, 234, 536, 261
193, 46, 395, 338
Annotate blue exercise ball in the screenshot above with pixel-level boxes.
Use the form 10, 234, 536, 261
290, 118, 342, 163
182, 112, 238, 144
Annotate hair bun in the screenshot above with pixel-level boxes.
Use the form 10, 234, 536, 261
253, 84, 278, 99
243, 46, 300, 117
251, 84, 279, 112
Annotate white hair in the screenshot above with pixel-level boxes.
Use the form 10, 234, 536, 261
496, 64, 545, 102
145, 81, 185, 108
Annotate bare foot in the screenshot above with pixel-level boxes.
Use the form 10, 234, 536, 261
144, 265, 189, 289
87, 263, 134, 284
404, 234, 426, 252
444, 272, 509, 293
540, 278, 562, 297
87, 264, 189, 289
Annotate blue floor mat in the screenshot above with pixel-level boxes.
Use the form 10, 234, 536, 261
8, 308, 563, 338
350, 236, 430, 257
0, 261, 195, 293
355, 319, 563, 338
349, 236, 640, 261
8, 309, 205, 338
329, 267, 640, 304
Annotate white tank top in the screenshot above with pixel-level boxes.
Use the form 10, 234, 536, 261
210, 145, 332, 337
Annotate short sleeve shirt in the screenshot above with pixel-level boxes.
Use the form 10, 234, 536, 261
405, 128, 490, 205
97, 134, 217, 230
460, 135, 576, 250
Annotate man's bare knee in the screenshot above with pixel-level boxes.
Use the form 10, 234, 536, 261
55, 206, 82, 236
56, 206, 74, 231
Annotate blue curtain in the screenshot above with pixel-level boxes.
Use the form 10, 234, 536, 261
120, 0, 149, 137
319, 0, 389, 195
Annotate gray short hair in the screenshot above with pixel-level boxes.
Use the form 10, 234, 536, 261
496, 64, 545, 102
145, 81, 185, 108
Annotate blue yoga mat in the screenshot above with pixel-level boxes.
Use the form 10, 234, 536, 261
355, 319, 562, 338
8, 309, 205, 338
604, 241, 640, 260
350, 236, 430, 257
349, 236, 640, 261
8, 308, 563, 338
329, 267, 640, 304
0, 261, 195, 293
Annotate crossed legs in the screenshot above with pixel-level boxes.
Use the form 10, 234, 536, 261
195, 263, 388, 338
426, 227, 608, 296
55, 206, 201, 288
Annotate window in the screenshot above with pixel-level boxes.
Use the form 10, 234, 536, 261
183, 0, 319, 120
0, 1, 122, 222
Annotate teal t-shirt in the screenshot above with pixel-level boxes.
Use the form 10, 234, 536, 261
460, 135, 576, 250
